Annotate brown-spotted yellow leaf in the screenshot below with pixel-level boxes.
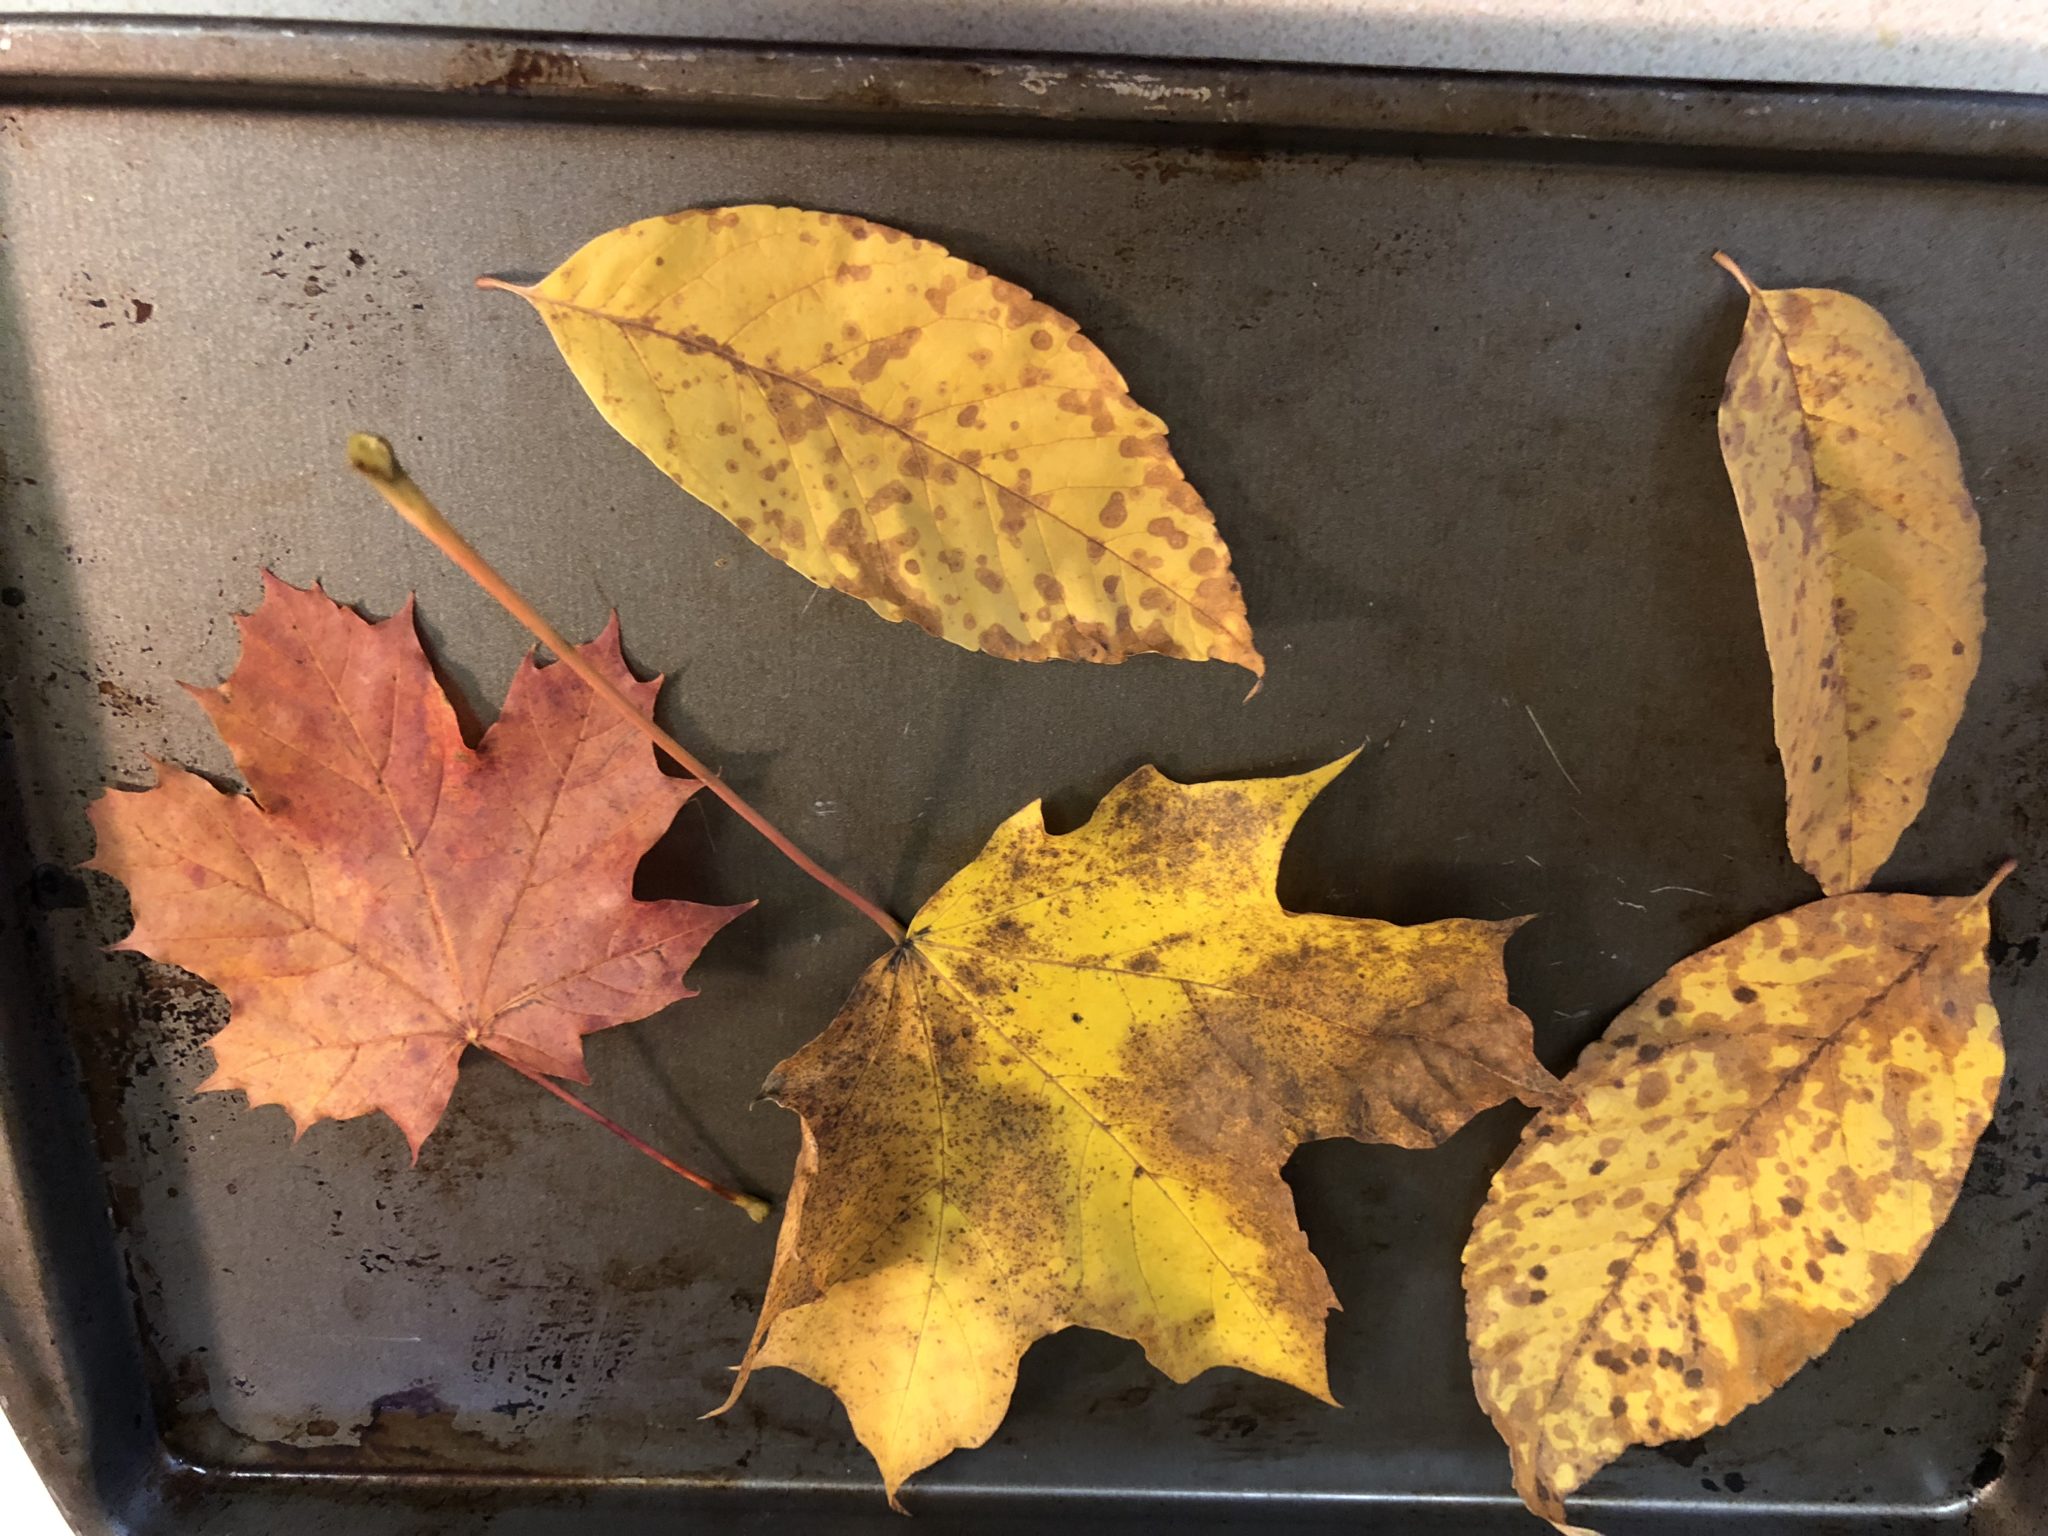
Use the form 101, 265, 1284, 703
1715, 253, 1985, 895
712, 756, 1562, 1503
84, 573, 747, 1156
1463, 869, 2010, 1532
484, 205, 1261, 675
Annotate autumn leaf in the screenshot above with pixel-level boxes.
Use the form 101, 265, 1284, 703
712, 756, 1563, 1502
1714, 252, 1985, 896
1463, 870, 2009, 1533
482, 205, 1262, 676
85, 572, 748, 1157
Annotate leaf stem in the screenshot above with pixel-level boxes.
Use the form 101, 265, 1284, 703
1975, 858, 2019, 907
1711, 250, 1760, 297
347, 433, 907, 947
490, 1051, 770, 1222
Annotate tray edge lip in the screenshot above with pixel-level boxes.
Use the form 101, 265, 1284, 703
1, 14, 2048, 171
0, 10, 2040, 1531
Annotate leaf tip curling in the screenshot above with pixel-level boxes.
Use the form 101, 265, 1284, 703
1975, 858, 2019, 907
1711, 249, 1760, 296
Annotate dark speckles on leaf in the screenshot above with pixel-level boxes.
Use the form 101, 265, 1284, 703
1466, 877, 2005, 1529
1717, 262, 1984, 895
507, 204, 1264, 674
733, 757, 1550, 1497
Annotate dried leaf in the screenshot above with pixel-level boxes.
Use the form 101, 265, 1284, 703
1463, 871, 2008, 1532
714, 756, 1562, 1501
486, 205, 1262, 675
85, 573, 747, 1155
1715, 253, 1985, 895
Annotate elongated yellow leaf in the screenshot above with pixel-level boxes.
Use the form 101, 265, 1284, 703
1464, 870, 2009, 1533
486, 206, 1262, 676
1715, 253, 1984, 895
714, 757, 1563, 1502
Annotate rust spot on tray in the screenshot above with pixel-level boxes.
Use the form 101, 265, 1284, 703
444, 43, 626, 96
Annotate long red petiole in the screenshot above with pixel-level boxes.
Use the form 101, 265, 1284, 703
491, 1052, 769, 1221
347, 433, 907, 947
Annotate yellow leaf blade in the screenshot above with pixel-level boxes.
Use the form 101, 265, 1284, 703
1715, 254, 1985, 894
1463, 873, 2007, 1531
494, 206, 1263, 675
715, 758, 1562, 1500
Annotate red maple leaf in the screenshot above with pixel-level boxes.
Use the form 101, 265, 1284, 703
87, 573, 747, 1155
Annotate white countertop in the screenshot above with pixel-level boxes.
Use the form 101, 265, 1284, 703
0, 1395, 70, 1532
4, 3, 2043, 1531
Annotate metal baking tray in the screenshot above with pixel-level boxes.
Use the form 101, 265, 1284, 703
0, 18, 2042, 1535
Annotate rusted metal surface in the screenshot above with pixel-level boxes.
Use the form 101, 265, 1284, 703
3, 17, 2048, 168
0, 17, 2043, 1536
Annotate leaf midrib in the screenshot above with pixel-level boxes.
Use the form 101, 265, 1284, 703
521, 289, 1244, 637
1522, 929, 1952, 1446
1752, 295, 1958, 876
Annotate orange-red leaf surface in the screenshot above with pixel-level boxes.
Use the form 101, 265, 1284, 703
85, 573, 747, 1155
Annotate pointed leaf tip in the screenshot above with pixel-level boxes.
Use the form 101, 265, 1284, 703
1306, 747, 1363, 789
1711, 249, 1759, 295
1976, 859, 2018, 906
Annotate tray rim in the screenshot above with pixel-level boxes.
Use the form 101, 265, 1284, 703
0, 15, 2043, 1535
5, 13, 2048, 168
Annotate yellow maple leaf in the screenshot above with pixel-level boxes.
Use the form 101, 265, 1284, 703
1464, 870, 2009, 1533
482, 205, 1261, 676
713, 756, 1563, 1502
1714, 252, 1985, 895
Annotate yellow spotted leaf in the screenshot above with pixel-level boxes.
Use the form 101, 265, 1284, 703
712, 756, 1563, 1503
1463, 870, 2010, 1533
1714, 252, 1985, 895
485, 206, 1261, 675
